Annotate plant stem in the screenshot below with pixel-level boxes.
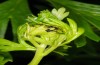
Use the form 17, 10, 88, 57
28, 44, 47, 65
43, 46, 57, 56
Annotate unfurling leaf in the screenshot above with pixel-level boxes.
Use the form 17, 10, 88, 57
17, 7, 84, 56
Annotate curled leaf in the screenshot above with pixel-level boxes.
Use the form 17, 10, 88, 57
17, 7, 84, 56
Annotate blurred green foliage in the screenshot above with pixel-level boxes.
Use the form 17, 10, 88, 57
0, 0, 32, 39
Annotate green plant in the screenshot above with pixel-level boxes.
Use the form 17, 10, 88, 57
0, 7, 84, 65
0, 0, 100, 65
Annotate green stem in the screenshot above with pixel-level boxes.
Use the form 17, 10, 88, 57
43, 46, 57, 56
29, 39, 39, 47
18, 38, 36, 50
28, 44, 47, 65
